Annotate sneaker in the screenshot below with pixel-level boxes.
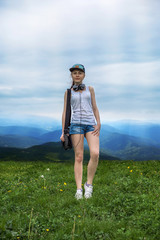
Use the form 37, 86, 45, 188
84, 182, 93, 199
75, 189, 83, 200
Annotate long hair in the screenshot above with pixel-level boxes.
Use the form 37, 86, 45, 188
71, 80, 75, 88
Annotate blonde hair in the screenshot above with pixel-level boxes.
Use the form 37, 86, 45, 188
71, 80, 75, 88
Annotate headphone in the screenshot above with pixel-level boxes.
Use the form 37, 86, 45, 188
73, 84, 85, 91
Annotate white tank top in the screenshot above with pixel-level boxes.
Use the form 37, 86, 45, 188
71, 86, 96, 125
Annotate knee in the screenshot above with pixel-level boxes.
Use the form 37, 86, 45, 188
75, 153, 83, 163
91, 151, 99, 161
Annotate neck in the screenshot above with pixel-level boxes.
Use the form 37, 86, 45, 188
74, 82, 82, 86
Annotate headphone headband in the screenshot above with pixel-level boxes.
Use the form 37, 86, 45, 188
73, 84, 85, 91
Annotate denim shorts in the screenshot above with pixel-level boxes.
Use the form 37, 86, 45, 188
69, 123, 95, 135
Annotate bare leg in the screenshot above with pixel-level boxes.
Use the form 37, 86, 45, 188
71, 134, 84, 189
85, 132, 99, 185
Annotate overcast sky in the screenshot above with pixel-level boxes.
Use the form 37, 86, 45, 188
0, 0, 160, 124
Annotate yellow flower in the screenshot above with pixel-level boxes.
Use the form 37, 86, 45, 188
141, 173, 143, 175
64, 182, 67, 185
128, 166, 130, 169
46, 229, 49, 231
17, 237, 20, 239
60, 189, 63, 191
78, 215, 81, 218
130, 170, 133, 172
8, 190, 12, 192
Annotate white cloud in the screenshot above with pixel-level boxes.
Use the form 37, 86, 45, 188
0, 0, 159, 53
0, 0, 160, 123
87, 61, 160, 87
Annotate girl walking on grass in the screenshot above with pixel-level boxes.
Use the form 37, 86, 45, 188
60, 64, 101, 200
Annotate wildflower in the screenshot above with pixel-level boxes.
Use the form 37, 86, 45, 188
128, 166, 130, 169
47, 168, 50, 171
78, 215, 81, 218
130, 170, 133, 172
8, 190, 12, 192
64, 182, 67, 185
17, 237, 20, 239
46, 229, 49, 231
60, 189, 63, 191
141, 173, 143, 175
41, 175, 44, 178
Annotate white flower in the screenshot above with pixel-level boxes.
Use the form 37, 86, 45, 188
47, 168, 50, 171
41, 175, 44, 178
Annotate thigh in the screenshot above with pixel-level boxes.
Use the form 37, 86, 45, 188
71, 134, 84, 155
85, 131, 99, 155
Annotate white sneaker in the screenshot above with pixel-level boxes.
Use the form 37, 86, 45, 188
75, 189, 83, 200
84, 182, 93, 199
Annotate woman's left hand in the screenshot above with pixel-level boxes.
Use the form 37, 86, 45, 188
92, 124, 101, 136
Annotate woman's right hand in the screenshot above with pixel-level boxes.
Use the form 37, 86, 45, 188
60, 133, 65, 142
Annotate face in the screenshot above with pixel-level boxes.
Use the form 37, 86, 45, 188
71, 70, 85, 85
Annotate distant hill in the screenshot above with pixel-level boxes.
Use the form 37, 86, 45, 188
0, 135, 42, 148
108, 121, 160, 144
1, 123, 160, 160
0, 126, 48, 137
0, 142, 119, 162
100, 132, 160, 160
40, 129, 62, 142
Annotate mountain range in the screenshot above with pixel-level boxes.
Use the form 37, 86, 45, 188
0, 142, 118, 162
0, 120, 160, 161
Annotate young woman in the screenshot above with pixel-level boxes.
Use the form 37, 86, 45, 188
60, 64, 101, 200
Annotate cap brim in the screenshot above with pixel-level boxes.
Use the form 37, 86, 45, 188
69, 67, 85, 72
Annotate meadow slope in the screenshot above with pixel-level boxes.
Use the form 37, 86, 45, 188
0, 160, 160, 240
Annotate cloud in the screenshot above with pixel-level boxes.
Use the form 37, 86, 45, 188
0, 0, 160, 122
0, 0, 159, 54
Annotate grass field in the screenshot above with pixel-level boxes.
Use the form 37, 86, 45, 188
0, 159, 160, 240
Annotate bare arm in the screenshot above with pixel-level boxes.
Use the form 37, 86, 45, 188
62, 90, 67, 133
60, 90, 67, 141
89, 86, 101, 135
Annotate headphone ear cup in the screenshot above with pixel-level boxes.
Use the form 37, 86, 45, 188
79, 84, 85, 90
73, 85, 79, 91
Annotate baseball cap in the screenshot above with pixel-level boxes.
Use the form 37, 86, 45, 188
69, 64, 85, 73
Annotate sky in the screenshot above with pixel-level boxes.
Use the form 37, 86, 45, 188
0, 0, 160, 124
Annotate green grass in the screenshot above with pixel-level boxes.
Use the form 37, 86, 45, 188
0, 160, 160, 240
